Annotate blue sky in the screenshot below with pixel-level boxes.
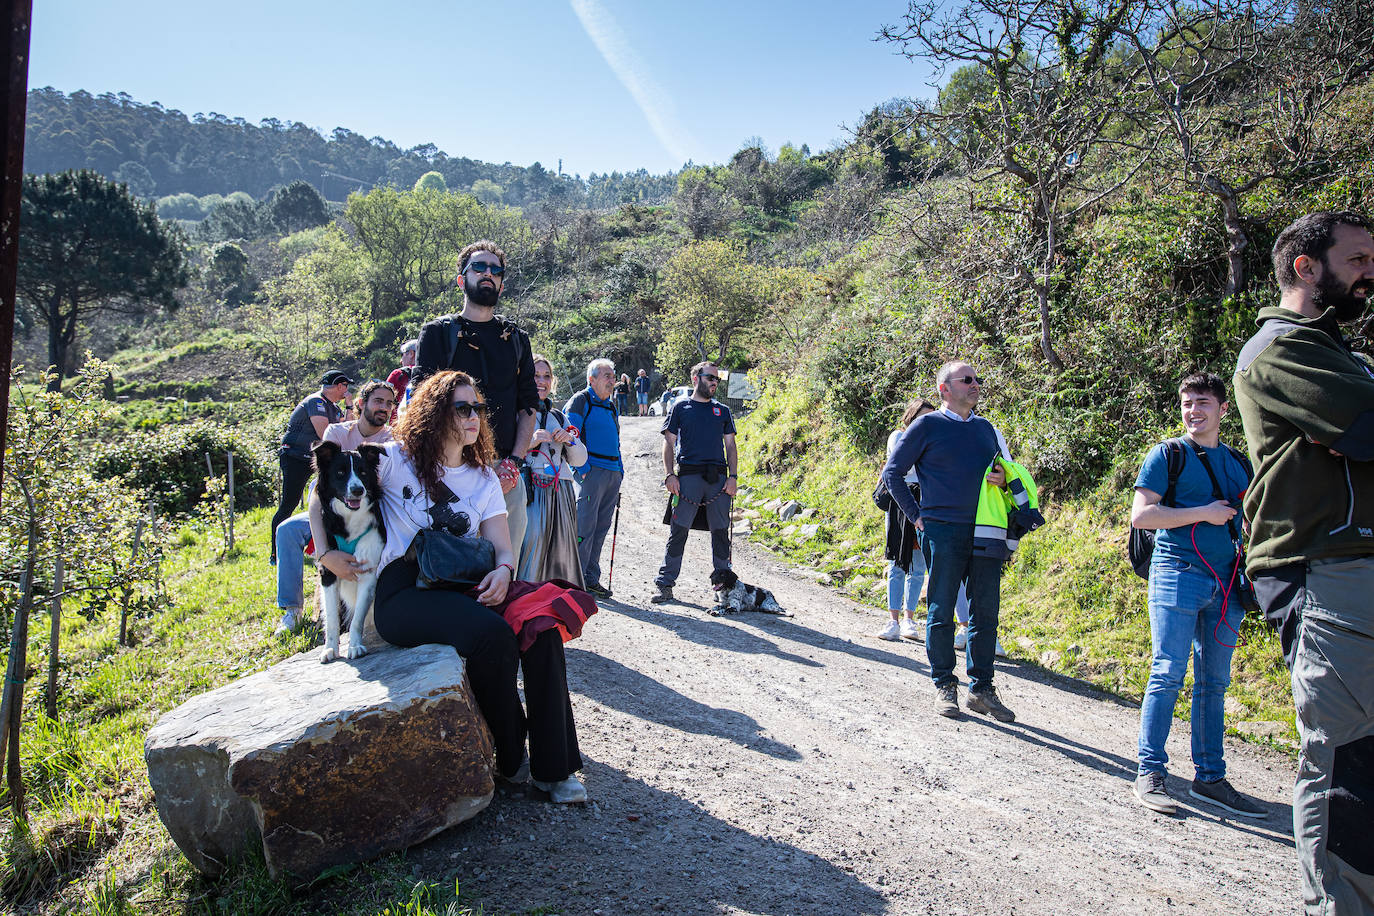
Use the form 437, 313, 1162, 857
30, 0, 941, 177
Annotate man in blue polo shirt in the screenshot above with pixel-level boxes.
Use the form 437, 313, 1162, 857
566, 358, 624, 598
652, 361, 738, 604
882, 360, 1015, 723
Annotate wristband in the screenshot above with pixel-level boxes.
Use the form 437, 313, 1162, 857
497, 563, 514, 578
665, 473, 677, 484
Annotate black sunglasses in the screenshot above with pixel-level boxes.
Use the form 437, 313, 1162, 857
451, 401, 490, 418
699, 374, 720, 383
466, 261, 505, 276
949, 375, 984, 385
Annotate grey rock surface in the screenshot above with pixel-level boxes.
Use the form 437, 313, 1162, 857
145, 642, 494, 879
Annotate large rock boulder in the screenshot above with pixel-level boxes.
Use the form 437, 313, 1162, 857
145, 642, 494, 879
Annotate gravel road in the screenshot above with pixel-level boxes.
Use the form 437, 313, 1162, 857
407, 416, 1300, 916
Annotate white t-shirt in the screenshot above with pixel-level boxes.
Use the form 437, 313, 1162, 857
375, 441, 508, 571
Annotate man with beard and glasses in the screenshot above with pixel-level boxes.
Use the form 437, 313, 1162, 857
273, 380, 396, 635
414, 241, 539, 552
1234, 211, 1374, 915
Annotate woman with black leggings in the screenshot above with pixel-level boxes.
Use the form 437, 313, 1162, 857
314, 370, 585, 804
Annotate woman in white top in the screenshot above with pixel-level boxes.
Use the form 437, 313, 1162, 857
517, 355, 589, 585
879, 400, 936, 640
314, 370, 586, 803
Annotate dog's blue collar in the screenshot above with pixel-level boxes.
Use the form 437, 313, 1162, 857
332, 525, 373, 555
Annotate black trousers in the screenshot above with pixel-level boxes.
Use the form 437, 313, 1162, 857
271, 453, 312, 559
375, 558, 582, 783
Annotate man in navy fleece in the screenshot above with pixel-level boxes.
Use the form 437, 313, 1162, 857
881, 360, 1016, 723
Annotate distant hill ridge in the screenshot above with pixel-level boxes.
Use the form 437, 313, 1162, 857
23, 87, 677, 207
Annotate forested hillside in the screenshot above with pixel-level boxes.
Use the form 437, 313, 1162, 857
23, 87, 678, 208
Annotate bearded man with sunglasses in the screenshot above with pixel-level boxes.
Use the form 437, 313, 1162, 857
1234, 212, 1374, 915
414, 241, 539, 552
881, 360, 1016, 723
651, 362, 738, 604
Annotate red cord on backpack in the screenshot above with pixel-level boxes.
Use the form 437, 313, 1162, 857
1188, 523, 1244, 649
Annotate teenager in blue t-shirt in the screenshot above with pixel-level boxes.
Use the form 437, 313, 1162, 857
1129, 372, 1264, 819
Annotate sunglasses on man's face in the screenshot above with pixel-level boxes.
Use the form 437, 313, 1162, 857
466, 261, 505, 276
451, 401, 490, 418
950, 375, 984, 385
699, 374, 720, 383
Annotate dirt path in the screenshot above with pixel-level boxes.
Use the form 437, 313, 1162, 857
409, 416, 1299, 916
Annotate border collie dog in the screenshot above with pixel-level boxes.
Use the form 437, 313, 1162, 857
709, 569, 791, 617
312, 441, 387, 662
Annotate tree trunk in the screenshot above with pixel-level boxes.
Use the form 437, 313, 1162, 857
45, 295, 65, 391
0, 485, 37, 815
45, 553, 61, 719
1217, 189, 1249, 301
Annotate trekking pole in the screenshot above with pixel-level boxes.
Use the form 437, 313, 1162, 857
606, 493, 622, 590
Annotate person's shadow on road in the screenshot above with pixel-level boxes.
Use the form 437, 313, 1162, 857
566, 646, 802, 761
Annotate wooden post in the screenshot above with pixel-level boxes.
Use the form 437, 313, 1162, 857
118, 517, 147, 647
205, 452, 214, 478
0, 0, 33, 504
227, 450, 235, 551
45, 552, 61, 718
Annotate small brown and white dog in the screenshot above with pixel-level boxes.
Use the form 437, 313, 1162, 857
709, 569, 791, 617
312, 441, 387, 662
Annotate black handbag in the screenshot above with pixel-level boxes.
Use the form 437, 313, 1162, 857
406, 528, 496, 591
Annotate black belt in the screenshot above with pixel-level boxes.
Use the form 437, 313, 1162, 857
678, 463, 727, 484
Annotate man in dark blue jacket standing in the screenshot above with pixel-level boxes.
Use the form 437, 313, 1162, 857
882, 360, 1015, 722
652, 362, 737, 604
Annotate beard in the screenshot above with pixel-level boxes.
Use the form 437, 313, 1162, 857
1313, 269, 1371, 322
695, 381, 715, 399
464, 274, 501, 308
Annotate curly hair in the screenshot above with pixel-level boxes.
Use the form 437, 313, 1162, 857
457, 240, 507, 277
394, 370, 496, 501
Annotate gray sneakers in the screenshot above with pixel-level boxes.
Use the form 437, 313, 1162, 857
935, 684, 961, 718
1134, 771, 1177, 815
966, 687, 1016, 723
650, 584, 674, 604
534, 775, 588, 804
1189, 778, 1266, 818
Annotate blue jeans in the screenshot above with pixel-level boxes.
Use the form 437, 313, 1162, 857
920, 520, 1002, 692
1137, 556, 1240, 781
274, 512, 312, 610
888, 554, 927, 612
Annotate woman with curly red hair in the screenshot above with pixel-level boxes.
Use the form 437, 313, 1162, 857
313, 370, 586, 803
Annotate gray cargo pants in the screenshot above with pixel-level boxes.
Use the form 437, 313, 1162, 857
1258, 556, 1374, 915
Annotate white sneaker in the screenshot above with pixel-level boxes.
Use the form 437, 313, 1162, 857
953, 625, 968, 650
995, 637, 1008, 658
533, 775, 588, 804
899, 618, 921, 640
876, 619, 902, 641
274, 607, 303, 636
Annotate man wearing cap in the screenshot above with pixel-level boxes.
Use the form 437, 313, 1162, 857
414, 240, 539, 551
271, 370, 349, 564
386, 338, 418, 420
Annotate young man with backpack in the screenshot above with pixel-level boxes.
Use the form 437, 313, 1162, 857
1129, 372, 1264, 818
565, 358, 623, 598
413, 241, 539, 552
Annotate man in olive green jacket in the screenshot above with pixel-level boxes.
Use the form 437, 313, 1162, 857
1234, 211, 1374, 916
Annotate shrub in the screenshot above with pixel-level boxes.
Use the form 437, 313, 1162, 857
91, 420, 274, 516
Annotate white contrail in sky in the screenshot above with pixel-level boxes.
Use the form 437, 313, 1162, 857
569, 0, 696, 167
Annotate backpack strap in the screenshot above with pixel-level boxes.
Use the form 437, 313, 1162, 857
1160, 437, 1186, 508
569, 391, 620, 463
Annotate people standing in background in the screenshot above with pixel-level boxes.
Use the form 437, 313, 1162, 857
879, 399, 936, 641
636, 368, 652, 416
271, 370, 350, 564
386, 338, 418, 421
518, 355, 588, 586
614, 373, 631, 416
566, 359, 624, 599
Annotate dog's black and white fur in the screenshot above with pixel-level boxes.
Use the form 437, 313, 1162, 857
312, 441, 387, 663
709, 568, 791, 617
